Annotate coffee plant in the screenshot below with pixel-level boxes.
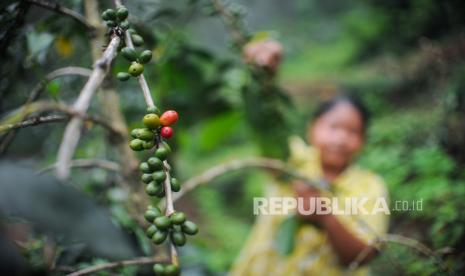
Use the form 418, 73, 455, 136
1, 0, 464, 275
102, 4, 199, 275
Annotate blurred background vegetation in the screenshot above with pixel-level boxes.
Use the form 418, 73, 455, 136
1, 0, 465, 275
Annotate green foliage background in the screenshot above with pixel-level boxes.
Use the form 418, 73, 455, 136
1, 0, 465, 275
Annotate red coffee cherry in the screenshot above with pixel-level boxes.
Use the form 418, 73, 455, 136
160, 110, 178, 126
160, 126, 173, 139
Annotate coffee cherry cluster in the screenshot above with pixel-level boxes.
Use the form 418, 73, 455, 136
130, 107, 178, 152
102, 6, 129, 30
145, 206, 198, 247
101, 5, 153, 81
117, 46, 152, 80
102, 5, 144, 46
152, 263, 180, 276
131, 108, 179, 199
106, 6, 199, 275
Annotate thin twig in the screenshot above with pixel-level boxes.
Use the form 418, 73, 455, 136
382, 234, 435, 259
26, 0, 94, 30
0, 100, 123, 136
346, 238, 381, 274
37, 158, 121, 175
30, 66, 93, 102
0, 66, 92, 154
162, 160, 179, 265
382, 234, 449, 273
65, 256, 165, 276
123, 28, 155, 108
55, 34, 121, 180
347, 234, 450, 274
114, 0, 155, 108
168, 157, 326, 203
42, 66, 92, 83
162, 161, 175, 215
0, 114, 66, 131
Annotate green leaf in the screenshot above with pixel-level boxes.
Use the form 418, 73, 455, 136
274, 215, 299, 256
411, 146, 454, 176
197, 111, 242, 152
0, 163, 137, 260
46, 80, 60, 100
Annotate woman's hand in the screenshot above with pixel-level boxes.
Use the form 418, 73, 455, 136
243, 40, 283, 72
292, 180, 328, 224
293, 181, 378, 266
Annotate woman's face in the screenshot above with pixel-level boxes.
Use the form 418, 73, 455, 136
308, 102, 365, 170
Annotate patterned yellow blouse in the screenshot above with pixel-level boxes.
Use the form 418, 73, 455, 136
229, 136, 389, 276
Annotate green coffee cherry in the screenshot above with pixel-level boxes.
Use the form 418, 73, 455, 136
145, 206, 162, 222
162, 141, 172, 153
171, 178, 181, 192
152, 171, 166, 183
152, 230, 168, 244
131, 34, 144, 46
102, 9, 116, 21
129, 139, 144, 151
182, 220, 198, 235
155, 147, 169, 160
146, 106, 161, 115
146, 182, 163, 196
139, 162, 151, 173
117, 72, 130, 81
143, 114, 160, 129
143, 140, 155, 150
141, 173, 153, 184
128, 62, 144, 77
154, 216, 171, 230
153, 263, 165, 275
102, 13, 110, 21
146, 224, 157, 238
138, 128, 154, 140
116, 7, 129, 20
172, 224, 182, 232
170, 212, 186, 225
139, 50, 152, 64
155, 189, 165, 198
170, 230, 186, 246
106, 20, 117, 27
148, 157, 163, 170
119, 20, 130, 30
121, 47, 138, 62
130, 128, 141, 138
164, 264, 180, 276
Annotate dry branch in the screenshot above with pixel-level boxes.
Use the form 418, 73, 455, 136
55, 35, 121, 180
0, 101, 123, 136
0, 67, 92, 154
0, 115, 66, 131
65, 256, 165, 276
37, 158, 121, 175
168, 157, 325, 203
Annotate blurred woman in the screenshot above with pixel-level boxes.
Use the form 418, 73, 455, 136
229, 41, 389, 275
